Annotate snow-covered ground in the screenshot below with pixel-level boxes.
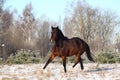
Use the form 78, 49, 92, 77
0, 63, 120, 80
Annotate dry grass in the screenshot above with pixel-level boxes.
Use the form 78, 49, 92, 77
0, 63, 120, 80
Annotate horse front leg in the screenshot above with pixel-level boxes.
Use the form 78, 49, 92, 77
62, 56, 67, 72
43, 53, 55, 69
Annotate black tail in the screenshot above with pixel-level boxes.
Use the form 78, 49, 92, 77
86, 45, 95, 62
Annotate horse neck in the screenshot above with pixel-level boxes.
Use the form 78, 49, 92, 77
57, 32, 66, 42
55, 37, 63, 47
55, 30, 68, 47
55, 36, 68, 48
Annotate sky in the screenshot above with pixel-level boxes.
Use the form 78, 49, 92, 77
4, 0, 70, 21
87, 0, 120, 13
4, 0, 120, 21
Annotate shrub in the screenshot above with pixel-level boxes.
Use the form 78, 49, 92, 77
67, 55, 76, 63
0, 58, 3, 64
97, 49, 120, 63
7, 49, 41, 64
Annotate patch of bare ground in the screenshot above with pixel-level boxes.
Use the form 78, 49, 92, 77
0, 63, 120, 80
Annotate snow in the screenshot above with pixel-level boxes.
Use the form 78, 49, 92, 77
0, 63, 120, 80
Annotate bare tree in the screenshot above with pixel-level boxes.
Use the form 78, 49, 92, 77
115, 33, 120, 52
0, 0, 13, 61
63, 1, 119, 52
36, 19, 51, 58
20, 3, 36, 43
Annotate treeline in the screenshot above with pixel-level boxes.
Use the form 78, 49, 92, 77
0, 1, 54, 61
0, 0, 120, 63
64, 1, 120, 53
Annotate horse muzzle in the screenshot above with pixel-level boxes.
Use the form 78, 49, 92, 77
50, 39, 53, 43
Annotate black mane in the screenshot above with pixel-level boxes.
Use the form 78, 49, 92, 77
57, 28, 68, 40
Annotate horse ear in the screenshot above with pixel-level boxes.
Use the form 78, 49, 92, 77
51, 26, 53, 29
57, 26, 59, 29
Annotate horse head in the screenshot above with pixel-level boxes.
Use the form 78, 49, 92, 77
50, 26, 64, 43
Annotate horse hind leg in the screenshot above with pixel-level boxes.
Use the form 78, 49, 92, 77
73, 53, 84, 70
73, 53, 80, 68
79, 57, 84, 70
73, 62, 78, 68
73, 57, 84, 70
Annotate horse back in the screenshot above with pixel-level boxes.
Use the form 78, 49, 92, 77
52, 37, 88, 57
63, 37, 87, 56
69, 37, 87, 49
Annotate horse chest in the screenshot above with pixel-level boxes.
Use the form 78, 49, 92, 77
52, 47, 67, 57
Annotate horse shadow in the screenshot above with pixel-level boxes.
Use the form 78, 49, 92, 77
86, 67, 115, 72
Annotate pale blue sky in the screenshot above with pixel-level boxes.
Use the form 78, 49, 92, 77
4, 0, 70, 21
4, 0, 120, 22
87, 0, 120, 13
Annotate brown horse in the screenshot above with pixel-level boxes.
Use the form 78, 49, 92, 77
43, 26, 94, 72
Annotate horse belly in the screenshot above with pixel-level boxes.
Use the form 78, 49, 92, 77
66, 49, 77, 57
54, 49, 66, 57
